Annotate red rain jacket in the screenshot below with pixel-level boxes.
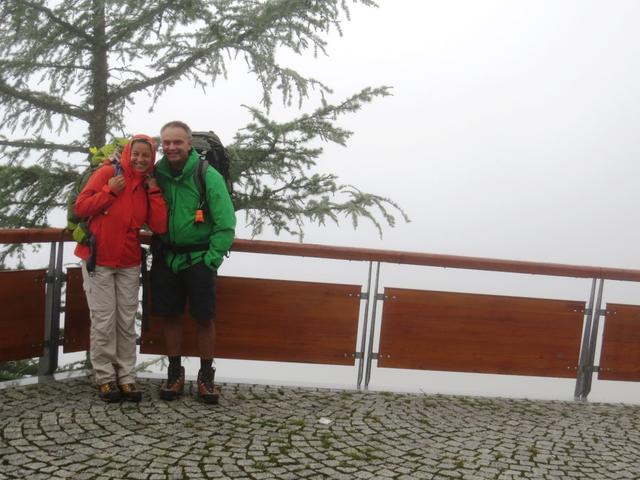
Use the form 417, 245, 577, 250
74, 135, 167, 268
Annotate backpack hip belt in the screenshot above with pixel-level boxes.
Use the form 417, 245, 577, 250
163, 243, 210, 254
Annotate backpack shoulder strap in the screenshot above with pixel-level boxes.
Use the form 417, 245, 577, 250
194, 158, 208, 210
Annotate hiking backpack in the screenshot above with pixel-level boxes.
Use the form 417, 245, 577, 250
191, 131, 233, 214
66, 139, 127, 245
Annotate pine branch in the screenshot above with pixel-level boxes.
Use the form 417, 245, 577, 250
0, 77, 90, 121
0, 59, 91, 71
0, 139, 86, 154
14, 0, 94, 43
0, 163, 79, 229
105, 1, 176, 49
108, 1, 339, 107
107, 45, 218, 101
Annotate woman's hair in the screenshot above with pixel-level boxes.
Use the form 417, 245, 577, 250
131, 138, 153, 150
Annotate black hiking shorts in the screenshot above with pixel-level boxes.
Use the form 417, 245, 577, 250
150, 259, 217, 325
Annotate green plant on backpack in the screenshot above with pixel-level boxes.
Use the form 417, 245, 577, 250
67, 138, 129, 245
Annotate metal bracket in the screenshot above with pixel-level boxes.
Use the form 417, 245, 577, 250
359, 292, 369, 300
375, 293, 385, 301
583, 308, 607, 316
353, 352, 364, 359
370, 352, 379, 360
577, 365, 601, 373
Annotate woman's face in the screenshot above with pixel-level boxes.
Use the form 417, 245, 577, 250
131, 141, 153, 172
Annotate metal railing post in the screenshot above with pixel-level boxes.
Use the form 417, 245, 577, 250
38, 240, 64, 378
364, 262, 381, 389
356, 261, 374, 389
580, 278, 605, 400
38, 241, 57, 377
574, 278, 597, 400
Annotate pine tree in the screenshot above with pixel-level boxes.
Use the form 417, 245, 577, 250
0, 0, 407, 248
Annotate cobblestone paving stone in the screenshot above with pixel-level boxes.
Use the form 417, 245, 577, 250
0, 377, 639, 479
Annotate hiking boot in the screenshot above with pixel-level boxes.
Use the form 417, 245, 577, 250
98, 381, 121, 403
119, 382, 142, 402
196, 367, 219, 404
160, 365, 185, 400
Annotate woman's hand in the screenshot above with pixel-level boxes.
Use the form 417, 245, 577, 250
108, 175, 126, 194
145, 175, 159, 190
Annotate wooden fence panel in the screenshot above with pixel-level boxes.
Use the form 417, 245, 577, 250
598, 303, 640, 381
377, 288, 584, 378
140, 276, 362, 365
63, 267, 90, 353
0, 269, 47, 361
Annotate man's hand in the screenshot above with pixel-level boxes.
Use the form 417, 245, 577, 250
108, 175, 126, 194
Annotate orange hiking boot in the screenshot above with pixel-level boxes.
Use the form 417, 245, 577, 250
119, 383, 142, 402
196, 367, 219, 404
160, 365, 184, 400
98, 381, 121, 403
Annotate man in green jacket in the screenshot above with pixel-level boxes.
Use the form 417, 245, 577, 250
151, 120, 236, 403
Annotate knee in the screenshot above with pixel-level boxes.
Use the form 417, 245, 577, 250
195, 315, 214, 329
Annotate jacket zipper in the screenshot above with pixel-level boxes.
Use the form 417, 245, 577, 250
168, 178, 178, 272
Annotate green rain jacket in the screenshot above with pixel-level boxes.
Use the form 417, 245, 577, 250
155, 149, 236, 273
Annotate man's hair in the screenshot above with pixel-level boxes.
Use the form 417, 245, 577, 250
160, 120, 192, 139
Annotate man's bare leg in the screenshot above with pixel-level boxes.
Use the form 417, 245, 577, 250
196, 320, 218, 403
162, 315, 183, 357
159, 315, 185, 400
197, 320, 215, 359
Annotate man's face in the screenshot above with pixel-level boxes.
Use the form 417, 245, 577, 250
161, 126, 192, 167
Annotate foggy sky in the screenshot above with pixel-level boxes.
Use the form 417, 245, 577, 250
124, 0, 640, 272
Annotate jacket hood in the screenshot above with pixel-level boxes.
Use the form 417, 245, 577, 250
119, 134, 157, 177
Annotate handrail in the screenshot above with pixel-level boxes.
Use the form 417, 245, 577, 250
2, 227, 640, 282
0, 228, 71, 244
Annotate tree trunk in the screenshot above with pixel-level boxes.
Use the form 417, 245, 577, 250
89, 0, 108, 152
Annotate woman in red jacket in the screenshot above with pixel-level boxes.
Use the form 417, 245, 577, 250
75, 134, 167, 402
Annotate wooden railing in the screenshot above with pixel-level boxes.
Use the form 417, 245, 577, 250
5, 228, 640, 281
2, 228, 640, 399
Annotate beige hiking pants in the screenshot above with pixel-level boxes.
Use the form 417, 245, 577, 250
81, 263, 140, 385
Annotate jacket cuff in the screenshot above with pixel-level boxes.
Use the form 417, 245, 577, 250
204, 253, 220, 270
102, 184, 117, 197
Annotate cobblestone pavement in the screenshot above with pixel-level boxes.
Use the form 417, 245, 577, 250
1, 377, 639, 480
